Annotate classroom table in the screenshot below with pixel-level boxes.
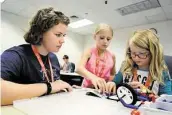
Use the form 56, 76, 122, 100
1, 105, 26, 115
60, 72, 83, 86
60, 72, 81, 76
1, 88, 172, 115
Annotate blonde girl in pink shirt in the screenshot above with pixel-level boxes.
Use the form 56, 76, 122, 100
77, 23, 116, 93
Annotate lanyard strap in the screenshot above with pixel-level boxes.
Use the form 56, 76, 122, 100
133, 68, 151, 88
31, 45, 54, 82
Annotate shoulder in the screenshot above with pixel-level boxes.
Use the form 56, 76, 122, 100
9, 44, 31, 52
111, 53, 116, 60
49, 52, 57, 59
83, 48, 93, 57
1, 44, 31, 60
106, 50, 115, 59
48, 53, 59, 63
2, 44, 31, 56
162, 70, 171, 81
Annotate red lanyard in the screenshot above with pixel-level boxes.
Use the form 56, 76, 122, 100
95, 50, 106, 78
133, 68, 151, 88
31, 45, 54, 82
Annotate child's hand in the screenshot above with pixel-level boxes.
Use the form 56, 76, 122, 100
51, 80, 73, 93
90, 76, 106, 93
106, 82, 116, 95
128, 81, 144, 89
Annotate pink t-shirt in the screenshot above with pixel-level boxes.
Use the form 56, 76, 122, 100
82, 47, 114, 87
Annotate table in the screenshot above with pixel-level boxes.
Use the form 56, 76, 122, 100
1, 89, 172, 115
60, 72, 80, 76
60, 72, 83, 86
1, 105, 26, 115
1, 89, 131, 115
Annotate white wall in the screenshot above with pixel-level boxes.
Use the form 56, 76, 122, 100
56, 31, 84, 66
1, 11, 27, 53
1, 11, 85, 67
83, 20, 172, 71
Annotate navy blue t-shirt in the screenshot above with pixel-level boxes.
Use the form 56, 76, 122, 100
1, 44, 60, 84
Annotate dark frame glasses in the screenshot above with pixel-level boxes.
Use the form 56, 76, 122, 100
127, 52, 150, 59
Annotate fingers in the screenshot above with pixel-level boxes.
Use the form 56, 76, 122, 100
97, 81, 104, 93
92, 78, 106, 93
97, 79, 107, 93
92, 81, 99, 91
62, 81, 73, 92
129, 82, 136, 88
99, 79, 106, 93
107, 83, 112, 93
106, 82, 116, 95
102, 80, 107, 93
56, 80, 73, 92
112, 85, 116, 95
66, 85, 73, 92
72, 85, 82, 89
129, 82, 140, 89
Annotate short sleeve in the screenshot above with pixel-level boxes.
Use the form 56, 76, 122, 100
113, 71, 123, 86
1, 50, 22, 81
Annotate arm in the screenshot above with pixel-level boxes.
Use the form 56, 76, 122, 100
1, 79, 72, 105
76, 49, 98, 80
113, 71, 123, 86
109, 54, 116, 81
106, 71, 123, 94
1, 79, 47, 105
158, 71, 172, 95
76, 49, 107, 91
60, 64, 63, 70
62, 64, 65, 71
106, 71, 124, 94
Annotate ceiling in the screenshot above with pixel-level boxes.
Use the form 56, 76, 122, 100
1, 0, 172, 35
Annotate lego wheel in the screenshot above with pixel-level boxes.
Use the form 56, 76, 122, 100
116, 83, 137, 105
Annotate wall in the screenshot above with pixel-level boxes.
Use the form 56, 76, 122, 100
1, 11, 27, 53
57, 31, 84, 66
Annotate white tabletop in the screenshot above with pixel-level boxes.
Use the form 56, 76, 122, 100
60, 72, 81, 76
1, 105, 26, 115
1, 89, 172, 115
3, 89, 131, 115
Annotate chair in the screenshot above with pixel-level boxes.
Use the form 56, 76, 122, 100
70, 62, 75, 73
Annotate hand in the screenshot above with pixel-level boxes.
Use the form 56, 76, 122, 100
90, 76, 107, 93
72, 85, 82, 89
128, 81, 144, 89
106, 82, 116, 95
51, 80, 73, 93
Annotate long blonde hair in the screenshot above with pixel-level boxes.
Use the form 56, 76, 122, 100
121, 29, 167, 83
94, 23, 113, 36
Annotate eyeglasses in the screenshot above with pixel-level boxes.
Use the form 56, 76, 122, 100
128, 52, 150, 59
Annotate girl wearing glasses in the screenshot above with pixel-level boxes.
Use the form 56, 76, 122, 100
77, 24, 116, 93
106, 29, 172, 95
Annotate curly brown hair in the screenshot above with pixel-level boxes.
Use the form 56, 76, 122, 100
24, 7, 70, 45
